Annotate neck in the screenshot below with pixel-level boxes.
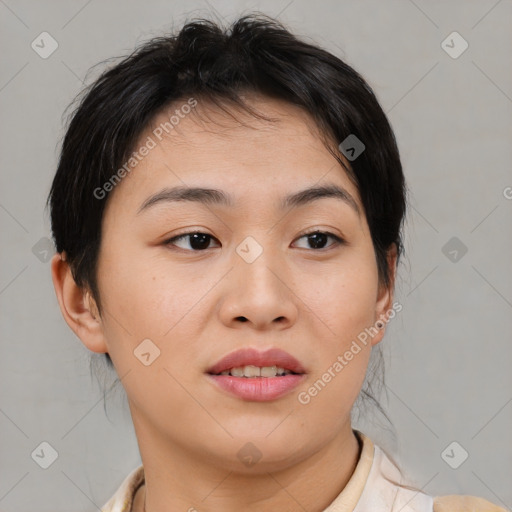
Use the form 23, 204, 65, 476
133, 423, 361, 512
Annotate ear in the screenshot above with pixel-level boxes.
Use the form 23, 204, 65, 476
50, 252, 108, 354
371, 243, 398, 347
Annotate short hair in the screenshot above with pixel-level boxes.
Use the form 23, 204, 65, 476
46, 13, 406, 375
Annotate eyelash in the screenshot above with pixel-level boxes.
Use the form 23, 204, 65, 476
163, 229, 345, 252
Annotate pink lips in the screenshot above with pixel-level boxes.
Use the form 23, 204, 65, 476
206, 348, 307, 402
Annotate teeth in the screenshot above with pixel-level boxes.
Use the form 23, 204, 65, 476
260, 365, 277, 377
219, 365, 293, 377
230, 367, 245, 377
244, 365, 261, 377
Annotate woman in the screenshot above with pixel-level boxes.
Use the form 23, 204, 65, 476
47, 13, 505, 512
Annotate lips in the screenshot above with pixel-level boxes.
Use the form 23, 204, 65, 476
206, 347, 306, 375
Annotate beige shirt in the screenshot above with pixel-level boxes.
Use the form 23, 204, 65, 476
100, 430, 506, 512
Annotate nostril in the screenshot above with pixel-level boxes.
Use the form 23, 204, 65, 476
237, 317, 248, 322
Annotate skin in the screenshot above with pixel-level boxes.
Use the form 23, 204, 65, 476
51, 94, 397, 512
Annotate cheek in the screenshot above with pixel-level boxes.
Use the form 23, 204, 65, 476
97, 244, 220, 376
297, 250, 379, 344
292, 257, 377, 434
95, 244, 186, 358
292, 249, 378, 411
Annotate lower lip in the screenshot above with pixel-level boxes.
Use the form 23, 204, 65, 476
207, 374, 305, 401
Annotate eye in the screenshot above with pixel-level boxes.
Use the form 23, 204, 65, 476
293, 230, 344, 250
164, 231, 220, 251
163, 229, 345, 252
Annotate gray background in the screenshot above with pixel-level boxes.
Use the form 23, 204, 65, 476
1, 0, 511, 510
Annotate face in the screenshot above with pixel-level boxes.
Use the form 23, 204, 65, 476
54, 95, 395, 473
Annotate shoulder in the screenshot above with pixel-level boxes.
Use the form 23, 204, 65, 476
433, 494, 508, 512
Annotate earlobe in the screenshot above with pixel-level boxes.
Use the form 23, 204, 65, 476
50, 252, 108, 354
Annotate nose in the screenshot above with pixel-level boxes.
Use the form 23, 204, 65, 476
218, 247, 298, 331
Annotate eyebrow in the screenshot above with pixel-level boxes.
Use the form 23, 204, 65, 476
136, 183, 360, 216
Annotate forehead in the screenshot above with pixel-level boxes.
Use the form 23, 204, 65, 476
104, 95, 362, 217
147, 95, 337, 162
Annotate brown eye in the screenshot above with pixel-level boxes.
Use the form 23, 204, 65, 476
164, 232, 220, 251
293, 230, 344, 250
163, 229, 344, 253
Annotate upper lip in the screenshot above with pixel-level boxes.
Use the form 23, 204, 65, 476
207, 348, 306, 375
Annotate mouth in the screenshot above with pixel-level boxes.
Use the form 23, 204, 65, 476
210, 366, 299, 377
206, 347, 306, 376
206, 348, 306, 402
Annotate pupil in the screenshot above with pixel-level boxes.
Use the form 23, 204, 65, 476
190, 233, 210, 250
309, 233, 327, 249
